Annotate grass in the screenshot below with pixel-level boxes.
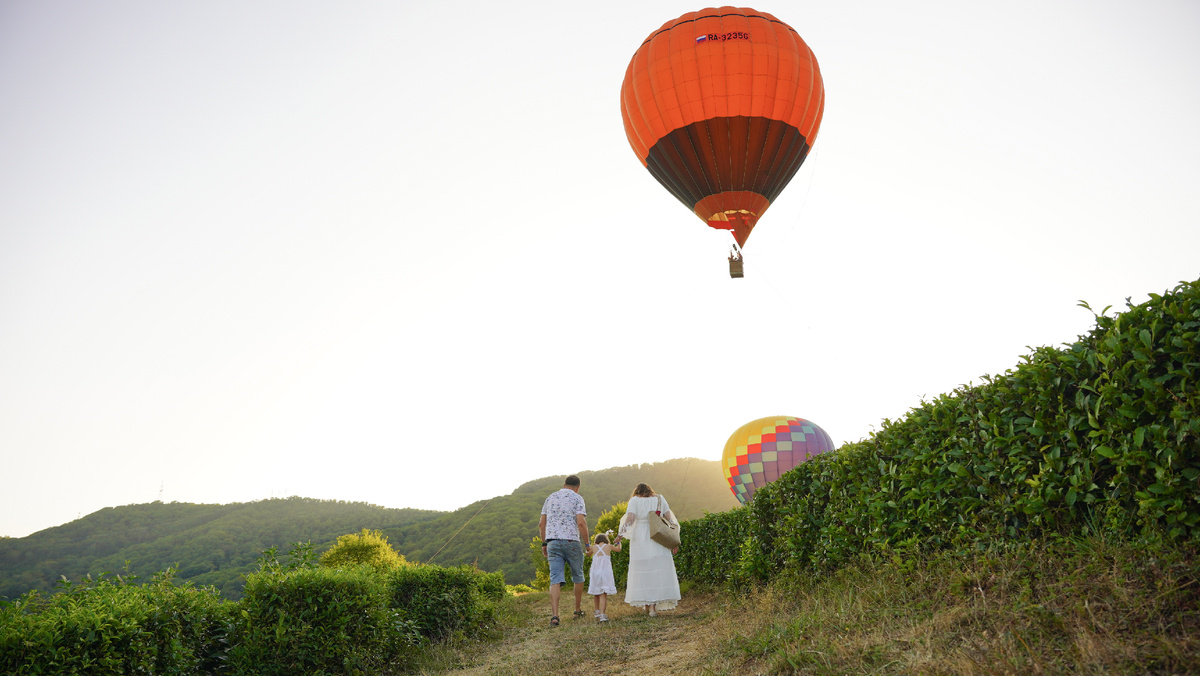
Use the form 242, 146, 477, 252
701, 536, 1199, 674
412, 536, 1198, 675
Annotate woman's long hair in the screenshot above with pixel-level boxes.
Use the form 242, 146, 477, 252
631, 483, 655, 498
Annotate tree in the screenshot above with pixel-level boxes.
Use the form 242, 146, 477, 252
595, 501, 627, 539
319, 529, 409, 570
528, 536, 550, 590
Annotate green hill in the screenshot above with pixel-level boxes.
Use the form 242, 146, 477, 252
0, 458, 737, 599
386, 458, 738, 582
0, 498, 441, 600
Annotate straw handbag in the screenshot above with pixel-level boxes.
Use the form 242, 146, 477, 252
648, 495, 680, 549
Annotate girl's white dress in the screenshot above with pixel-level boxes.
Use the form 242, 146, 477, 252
619, 495, 681, 610
588, 544, 617, 595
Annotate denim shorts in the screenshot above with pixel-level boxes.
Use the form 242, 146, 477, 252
547, 539, 585, 585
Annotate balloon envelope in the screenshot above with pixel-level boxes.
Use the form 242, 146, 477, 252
620, 7, 825, 248
722, 416, 834, 504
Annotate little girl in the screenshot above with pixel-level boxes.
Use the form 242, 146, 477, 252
585, 532, 622, 621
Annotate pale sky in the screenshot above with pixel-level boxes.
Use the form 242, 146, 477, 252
2, 1, 1198, 538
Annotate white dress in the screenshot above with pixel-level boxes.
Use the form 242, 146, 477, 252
588, 545, 617, 595
619, 495, 681, 610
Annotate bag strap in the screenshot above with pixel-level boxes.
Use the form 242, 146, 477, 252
655, 495, 663, 515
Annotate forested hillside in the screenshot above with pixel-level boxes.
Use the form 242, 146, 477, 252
387, 458, 738, 583
0, 498, 440, 601
0, 458, 736, 599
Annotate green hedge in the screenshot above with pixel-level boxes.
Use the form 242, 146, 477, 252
675, 508, 753, 584
233, 566, 403, 675
0, 560, 507, 674
235, 563, 504, 674
677, 278, 1200, 583
0, 572, 233, 675
385, 564, 504, 641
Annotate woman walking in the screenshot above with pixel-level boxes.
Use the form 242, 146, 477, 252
619, 483, 681, 615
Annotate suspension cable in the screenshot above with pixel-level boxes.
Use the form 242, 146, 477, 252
426, 498, 493, 564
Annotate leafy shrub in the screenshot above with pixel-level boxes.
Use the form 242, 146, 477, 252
319, 528, 409, 570
385, 564, 504, 641
678, 279, 1200, 584
225, 537, 505, 674
0, 571, 234, 675
232, 565, 408, 675
474, 568, 507, 601
675, 507, 752, 585
527, 535, 550, 590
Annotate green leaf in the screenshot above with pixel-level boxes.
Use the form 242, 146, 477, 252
1023, 499, 1046, 514
1095, 446, 1118, 458
1140, 328, 1153, 349
1134, 427, 1146, 447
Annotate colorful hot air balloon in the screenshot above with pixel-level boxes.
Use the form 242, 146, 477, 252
722, 416, 834, 504
620, 7, 825, 277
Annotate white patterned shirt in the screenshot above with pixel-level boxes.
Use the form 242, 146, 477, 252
541, 488, 586, 540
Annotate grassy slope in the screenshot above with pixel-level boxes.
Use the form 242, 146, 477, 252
417, 537, 1199, 675
708, 538, 1199, 674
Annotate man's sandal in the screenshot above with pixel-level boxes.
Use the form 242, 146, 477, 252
573, 610, 586, 618
550, 616, 560, 626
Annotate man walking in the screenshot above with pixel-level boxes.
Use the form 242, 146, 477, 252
539, 474, 589, 626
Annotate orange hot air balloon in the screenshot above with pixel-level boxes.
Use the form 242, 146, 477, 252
620, 7, 824, 277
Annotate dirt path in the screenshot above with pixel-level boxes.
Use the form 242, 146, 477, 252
438, 591, 730, 675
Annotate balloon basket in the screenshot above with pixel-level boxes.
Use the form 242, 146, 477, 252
728, 252, 744, 279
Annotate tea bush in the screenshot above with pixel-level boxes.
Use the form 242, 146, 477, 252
386, 564, 504, 641
233, 561, 505, 673
232, 565, 406, 674
0, 543, 509, 674
0, 571, 233, 675
675, 507, 752, 584
677, 279, 1200, 584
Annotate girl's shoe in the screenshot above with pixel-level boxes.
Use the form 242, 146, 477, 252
593, 610, 601, 618
598, 614, 609, 622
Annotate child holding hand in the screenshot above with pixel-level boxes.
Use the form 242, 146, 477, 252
585, 532, 622, 621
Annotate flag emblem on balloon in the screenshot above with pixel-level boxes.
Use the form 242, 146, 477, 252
721, 416, 835, 505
